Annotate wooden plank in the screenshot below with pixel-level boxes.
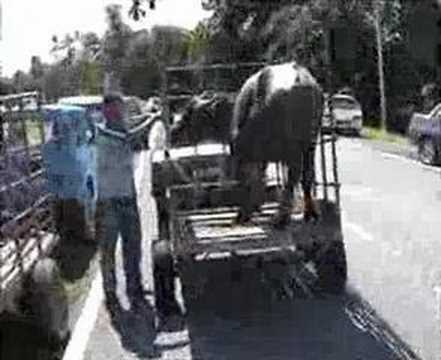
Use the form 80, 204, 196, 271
172, 200, 340, 257
194, 225, 266, 240
188, 232, 296, 256
166, 62, 267, 73
152, 143, 230, 162
169, 180, 239, 191
174, 202, 281, 218
166, 95, 194, 101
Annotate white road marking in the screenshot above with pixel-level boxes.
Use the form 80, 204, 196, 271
433, 285, 441, 325
341, 185, 375, 200
63, 150, 148, 360
62, 272, 103, 360
342, 211, 374, 243
381, 152, 441, 174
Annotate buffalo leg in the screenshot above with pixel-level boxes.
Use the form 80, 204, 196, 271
272, 154, 302, 228
301, 145, 319, 221
236, 160, 266, 224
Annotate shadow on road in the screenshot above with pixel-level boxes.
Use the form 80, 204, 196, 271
0, 312, 66, 360
179, 257, 420, 360
106, 297, 159, 359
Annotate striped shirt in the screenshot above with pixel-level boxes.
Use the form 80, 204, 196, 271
95, 122, 136, 199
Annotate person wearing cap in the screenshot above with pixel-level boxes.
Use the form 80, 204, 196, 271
95, 93, 146, 312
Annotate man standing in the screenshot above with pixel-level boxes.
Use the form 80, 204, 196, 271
95, 93, 145, 311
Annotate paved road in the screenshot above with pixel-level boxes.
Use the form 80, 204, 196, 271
75, 137, 440, 360
340, 138, 441, 360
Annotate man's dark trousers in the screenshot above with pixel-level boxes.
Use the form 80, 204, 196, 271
96, 196, 143, 303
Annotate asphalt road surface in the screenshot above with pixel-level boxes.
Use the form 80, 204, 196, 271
76, 137, 440, 360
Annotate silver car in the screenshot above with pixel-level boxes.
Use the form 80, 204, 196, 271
323, 94, 363, 136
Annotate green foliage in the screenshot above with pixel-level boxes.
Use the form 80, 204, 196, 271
150, 25, 190, 64
79, 61, 103, 95
12, 71, 35, 92
6, 0, 437, 136
0, 78, 14, 95
102, 4, 133, 83
119, 29, 161, 98
129, 0, 156, 20
184, 22, 211, 63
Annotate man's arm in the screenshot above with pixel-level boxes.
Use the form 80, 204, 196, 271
95, 122, 128, 141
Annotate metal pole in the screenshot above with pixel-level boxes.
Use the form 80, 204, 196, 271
375, 2, 387, 132
159, 65, 171, 150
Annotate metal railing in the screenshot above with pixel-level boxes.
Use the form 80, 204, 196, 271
0, 95, 54, 310
0, 92, 162, 309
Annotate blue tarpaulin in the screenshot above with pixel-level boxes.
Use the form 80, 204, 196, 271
41, 105, 96, 201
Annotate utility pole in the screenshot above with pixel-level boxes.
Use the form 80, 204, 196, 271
374, 1, 387, 132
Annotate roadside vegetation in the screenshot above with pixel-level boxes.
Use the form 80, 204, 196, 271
363, 126, 409, 145
0, 0, 439, 136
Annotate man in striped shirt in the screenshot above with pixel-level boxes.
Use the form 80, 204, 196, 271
95, 93, 146, 313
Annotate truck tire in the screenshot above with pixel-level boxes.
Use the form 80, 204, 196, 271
315, 240, 347, 294
418, 138, 438, 165
152, 240, 180, 317
179, 258, 207, 305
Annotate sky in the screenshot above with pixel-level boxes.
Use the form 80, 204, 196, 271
0, 0, 211, 77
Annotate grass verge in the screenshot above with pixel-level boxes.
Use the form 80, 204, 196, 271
362, 126, 408, 145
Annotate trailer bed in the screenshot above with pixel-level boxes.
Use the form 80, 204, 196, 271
172, 199, 342, 260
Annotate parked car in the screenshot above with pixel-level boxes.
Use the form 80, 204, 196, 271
408, 103, 441, 165
322, 94, 363, 136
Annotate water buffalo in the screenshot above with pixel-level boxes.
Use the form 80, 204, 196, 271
231, 61, 324, 226
166, 62, 323, 226
170, 91, 234, 147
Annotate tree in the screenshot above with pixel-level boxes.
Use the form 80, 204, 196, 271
102, 4, 133, 91
79, 60, 103, 95
0, 78, 14, 95
184, 21, 211, 64
50, 32, 81, 65
30, 56, 45, 79
120, 29, 161, 98
129, 0, 157, 20
150, 25, 189, 65
12, 70, 34, 92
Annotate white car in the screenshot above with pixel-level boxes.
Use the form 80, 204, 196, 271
323, 94, 363, 136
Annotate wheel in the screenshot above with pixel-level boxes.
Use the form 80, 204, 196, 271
418, 137, 438, 165
152, 240, 181, 317
314, 240, 347, 294
178, 257, 208, 305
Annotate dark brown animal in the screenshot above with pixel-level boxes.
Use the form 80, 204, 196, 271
231, 62, 324, 225
170, 91, 233, 147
